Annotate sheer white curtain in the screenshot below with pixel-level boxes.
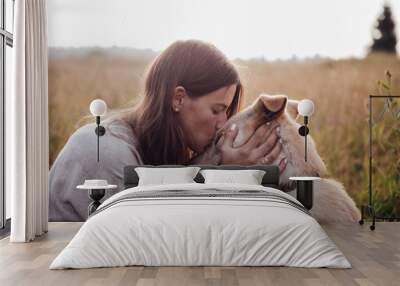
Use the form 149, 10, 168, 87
7, 0, 49, 242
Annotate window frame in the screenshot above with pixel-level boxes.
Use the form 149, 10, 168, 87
1, 0, 14, 231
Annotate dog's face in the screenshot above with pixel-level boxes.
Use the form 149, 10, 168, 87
216, 94, 288, 147
220, 94, 327, 190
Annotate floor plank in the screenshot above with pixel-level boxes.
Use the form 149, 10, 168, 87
0, 222, 399, 286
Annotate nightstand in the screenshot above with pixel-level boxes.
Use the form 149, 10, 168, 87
77, 182, 117, 216
289, 176, 320, 210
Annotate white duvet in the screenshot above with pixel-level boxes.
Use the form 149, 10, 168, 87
50, 183, 351, 269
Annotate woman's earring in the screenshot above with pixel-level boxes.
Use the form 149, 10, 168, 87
174, 107, 179, 112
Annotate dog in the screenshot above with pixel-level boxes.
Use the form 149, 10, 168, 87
195, 94, 361, 224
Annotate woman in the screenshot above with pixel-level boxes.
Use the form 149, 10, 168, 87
49, 40, 286, 221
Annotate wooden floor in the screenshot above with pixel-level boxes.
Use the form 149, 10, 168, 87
0, 222, 399, 286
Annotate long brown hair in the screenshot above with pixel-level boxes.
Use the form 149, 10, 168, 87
124, 40, 243, 165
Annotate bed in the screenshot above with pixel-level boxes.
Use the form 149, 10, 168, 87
50, 165, 351, 269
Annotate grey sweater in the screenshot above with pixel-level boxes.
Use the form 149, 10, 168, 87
49, 120, 143, 221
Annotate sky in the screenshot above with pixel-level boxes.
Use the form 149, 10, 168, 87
47, 0, 400, 60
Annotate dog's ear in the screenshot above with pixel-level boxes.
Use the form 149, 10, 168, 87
286, 99, 300, 120
258, 94, 288, 113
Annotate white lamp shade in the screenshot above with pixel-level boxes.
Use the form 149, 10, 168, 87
90, 99, 107, 116
297, 99, 314, 116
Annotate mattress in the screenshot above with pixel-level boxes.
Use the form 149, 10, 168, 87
50, 183, 351, 269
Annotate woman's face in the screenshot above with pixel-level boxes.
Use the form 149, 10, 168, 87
177, 84, 237, 153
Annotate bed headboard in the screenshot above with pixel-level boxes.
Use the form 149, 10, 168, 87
123, 165, 280, 189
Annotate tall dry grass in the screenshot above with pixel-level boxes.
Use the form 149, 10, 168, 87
49, 52, 400, 215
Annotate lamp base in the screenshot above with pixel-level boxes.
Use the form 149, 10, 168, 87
95, 126, 106, 136
295, 180, 313, 210
88, 189, 105, 216
298, 126, 309, 136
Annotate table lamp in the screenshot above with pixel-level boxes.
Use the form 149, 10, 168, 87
297, 99, 314, 162
89, 99, 107, 162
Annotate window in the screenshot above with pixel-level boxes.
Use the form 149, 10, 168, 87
0, 0, 14, 231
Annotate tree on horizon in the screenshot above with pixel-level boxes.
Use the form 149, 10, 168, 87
370, 4, 397, 54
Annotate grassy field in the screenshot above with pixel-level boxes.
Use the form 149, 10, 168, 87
49, 51, 400, 217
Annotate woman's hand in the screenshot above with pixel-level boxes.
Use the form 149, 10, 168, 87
216, 123, 287, 173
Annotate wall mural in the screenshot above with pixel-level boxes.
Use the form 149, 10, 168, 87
48, 0, 400, 222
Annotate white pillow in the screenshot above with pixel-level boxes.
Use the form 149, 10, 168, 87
135, 167, 201, 186
200, 169, 266, 185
